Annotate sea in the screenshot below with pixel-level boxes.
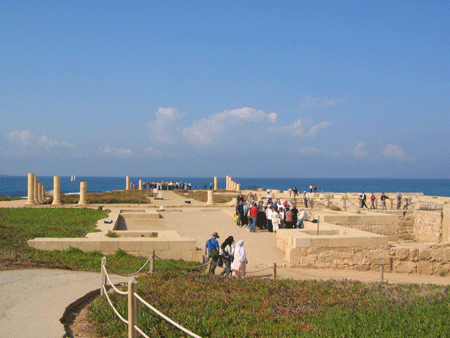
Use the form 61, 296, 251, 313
2, 176, 450, 198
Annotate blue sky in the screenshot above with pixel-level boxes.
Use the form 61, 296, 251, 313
1, 0, 449, 178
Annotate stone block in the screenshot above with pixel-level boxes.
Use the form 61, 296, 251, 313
77, 240, 100, 252
417, 261, 434, 275
140, 240, 170, 252
431, 249, 444, 262
419, 249, 432, 260
394, 261, 417, 274
169, 240, 196, 252
118, 239, 142, 253
310, 238, 329, 247
396, 248, 410, 261
348, 237, 371, 247
57, 239, 78, 251
99, 240, 119, 254
293, 237, 311, 248
286, 249, 302, 264
328, 237, 349, 247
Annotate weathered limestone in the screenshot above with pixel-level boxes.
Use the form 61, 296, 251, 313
214, 177, 218, 190
237, 183, 241, 193
78, 182, 87, 206
52, 176, 61, 206
126, 176, 130, 190
139, 180, 143, 190
34, 176, 39, 204
37, 183, 43, 203
25, 173, 35, 206
206, 190, 215, 206
443, 207, 450, 243
41, 185, 46, 203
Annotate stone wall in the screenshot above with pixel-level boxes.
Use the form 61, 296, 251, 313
285, 243, 450, 275
413, 210, 443, 243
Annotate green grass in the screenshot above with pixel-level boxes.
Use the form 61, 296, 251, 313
0, 208, 196, 272
88, 271, 450, 337
0, 196, 23, 201
54, 190, 154, 204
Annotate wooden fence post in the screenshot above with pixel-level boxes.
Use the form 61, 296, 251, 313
273, 263, 277, 280
150, 250, 155, 273
380, 265, 384, 283
128, 278, 138, 338
100, 256, 106, 296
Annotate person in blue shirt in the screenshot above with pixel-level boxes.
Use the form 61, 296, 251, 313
205, 232, 220, 274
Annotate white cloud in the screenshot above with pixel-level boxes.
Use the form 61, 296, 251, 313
352, 142, 368, 157
99, 144, 133, 156
148, 107, 185, 143
144, 147, 173, 156
300, 97, 346, 109
381, 144, 405, 158
299, 146, 320, 155
7, 130, 75, 149
269, 119, 331, 138
182, 107, 275, 146
332, 151, 343, 158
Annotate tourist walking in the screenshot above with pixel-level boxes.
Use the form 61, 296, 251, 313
303, 191, 308, 208
231, 240, 247, 277
370, 193, 376, 209
360, 191, 368, 209
396, 192, 402, 209
310, 184, 313, 193
205, 232, 220, 274
381, 192, 389, 210
220, 236, 235, 277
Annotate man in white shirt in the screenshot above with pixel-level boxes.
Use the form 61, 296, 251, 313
296, 209, 307, 229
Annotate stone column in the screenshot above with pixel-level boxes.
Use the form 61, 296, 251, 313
33, 176, 39, 204
78, 182, 87, 206
206, 190, 215, 206
37, 183, 43, 203
139, 180, 143, 190
214, 177, 218, 191
26, 173, 35, 206
42, 185, 46, 203
52, 176, 61, 206
237, 183, 241, 193
225, 175, 228, 190
126, 176, 130, 190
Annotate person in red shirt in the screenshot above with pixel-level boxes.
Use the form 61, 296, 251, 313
248, 203, 258, 232
370, 193, 376, 209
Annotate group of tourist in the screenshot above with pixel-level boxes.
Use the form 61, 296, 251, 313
204, 232, 247, 277
235, 197, 308, 233
287, 184, 318, 198
129, 181, 192, 190
359, 191, 403, 210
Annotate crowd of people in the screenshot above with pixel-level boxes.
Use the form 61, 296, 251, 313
129, 181, 192, 190
359, 191, 403, 210
235, 194, 309, 233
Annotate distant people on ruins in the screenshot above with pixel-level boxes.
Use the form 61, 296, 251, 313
205, 232, 220, 274
210, 183, 213, 190
381, 192, 389, 210
266, 191, 273, 204
247, 192, 254, 203
203, 183, 207, 189
303, 191, 308, 208
360, 191, 368, 209
288, 187, 292, 197
293, 187, 298, 198
370, 193, 376, 209
314, 185, 317, 192
291, 204, 298, 227
231, 240, 247, 277
396, 192, 402, 209
219, 236, 235, 277
310, 184, 313, 193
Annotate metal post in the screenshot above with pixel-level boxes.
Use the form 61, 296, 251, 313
128, 278, 138, 338
273, 263, 277, 280
380, 265, 384, 283
100, 256, 106, 296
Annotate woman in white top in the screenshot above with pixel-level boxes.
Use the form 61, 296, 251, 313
231, 240, 247, 277
271, 209, 281, 233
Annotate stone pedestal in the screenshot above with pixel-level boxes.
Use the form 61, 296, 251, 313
126, 176, 130, 190
214, 177, 218, 191
52, 176, 61, 206
206, 190, 215, 206
139, 180, 143, 190
78, 182, 87, 206
26, 173, 35, 206
34, 176, 39, 204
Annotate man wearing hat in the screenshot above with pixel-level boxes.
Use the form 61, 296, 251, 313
205, 232, 220, 274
